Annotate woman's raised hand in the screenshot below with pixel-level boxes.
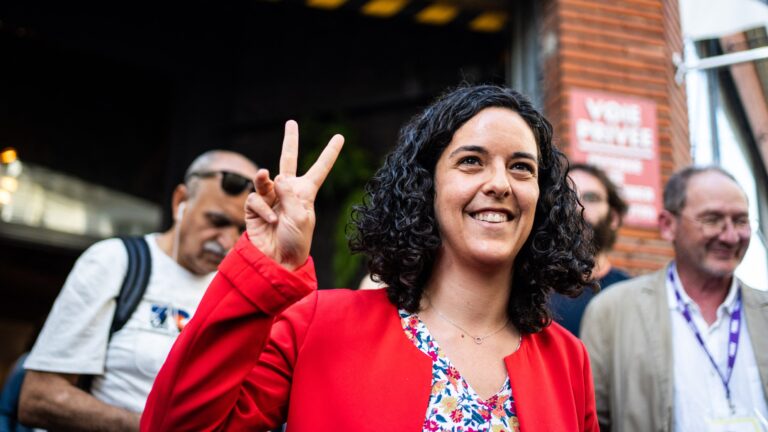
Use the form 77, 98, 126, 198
245, 120, 344, 270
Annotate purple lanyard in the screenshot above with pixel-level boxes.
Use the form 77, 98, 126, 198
668, 265, 742, 406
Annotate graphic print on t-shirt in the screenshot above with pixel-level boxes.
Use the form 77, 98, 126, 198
150, 304, 191, 332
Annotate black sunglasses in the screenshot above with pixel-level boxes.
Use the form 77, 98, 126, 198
185, 170, 254, 196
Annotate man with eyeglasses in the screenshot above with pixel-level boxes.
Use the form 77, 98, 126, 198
581, 166, 768, 432
19, 150, 258, 431
550, 163, 630, 336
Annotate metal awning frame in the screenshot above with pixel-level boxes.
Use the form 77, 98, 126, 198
674, 45, 768, 84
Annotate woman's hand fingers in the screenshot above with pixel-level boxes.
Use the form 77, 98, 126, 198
279, 120, 299, 177
254, 169, 275, 201
304, 134, 345, 189
245, 191, 277, 224
245, 119, 344, 270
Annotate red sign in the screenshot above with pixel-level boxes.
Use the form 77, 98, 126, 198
568, 88, 661, 228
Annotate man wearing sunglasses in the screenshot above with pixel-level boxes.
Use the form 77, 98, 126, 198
20, 150, 258, 432
582, 166, 768, 432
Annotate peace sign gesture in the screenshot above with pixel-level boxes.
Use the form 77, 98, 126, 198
245, 120, 344, 270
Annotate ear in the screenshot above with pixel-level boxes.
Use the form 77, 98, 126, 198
658, 209, 677, 242
171, 184, 189, 222
609, 209, 621, 231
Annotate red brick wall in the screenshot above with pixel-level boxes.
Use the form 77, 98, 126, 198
540, 0, 690, 275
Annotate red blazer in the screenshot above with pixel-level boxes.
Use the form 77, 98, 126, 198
142, 235, 597, 431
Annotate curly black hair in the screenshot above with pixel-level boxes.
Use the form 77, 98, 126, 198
349, 84, 595, 334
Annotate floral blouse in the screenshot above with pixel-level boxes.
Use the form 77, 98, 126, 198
399, 310, 520, 432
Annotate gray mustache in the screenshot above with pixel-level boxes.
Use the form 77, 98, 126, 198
203, 241, 226, 258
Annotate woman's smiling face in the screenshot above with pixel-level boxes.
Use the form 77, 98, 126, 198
433, 107, 540, 270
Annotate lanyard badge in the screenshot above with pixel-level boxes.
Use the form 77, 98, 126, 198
668, 265, 742, 414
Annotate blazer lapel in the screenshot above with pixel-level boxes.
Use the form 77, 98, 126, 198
741, 282, 768, 397
638, 268, 674, 429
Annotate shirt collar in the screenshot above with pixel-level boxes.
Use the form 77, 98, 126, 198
665, 262, 740, 315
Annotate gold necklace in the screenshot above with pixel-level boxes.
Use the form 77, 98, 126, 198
425, 296, 510, 345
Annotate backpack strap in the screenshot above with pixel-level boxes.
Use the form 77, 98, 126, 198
110, 236, 152, 338
0, 353, 34, 432
77, 236, 152, 392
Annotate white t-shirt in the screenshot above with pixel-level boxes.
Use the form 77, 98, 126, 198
25, 234, 214, 413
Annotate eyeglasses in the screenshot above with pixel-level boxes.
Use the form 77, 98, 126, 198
677, 212, 751, 237
185, 171, 254, 196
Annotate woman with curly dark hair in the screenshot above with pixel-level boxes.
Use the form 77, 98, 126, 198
142, 85, 598, 432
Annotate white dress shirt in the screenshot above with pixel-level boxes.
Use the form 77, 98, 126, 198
668, 266, 768, 431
